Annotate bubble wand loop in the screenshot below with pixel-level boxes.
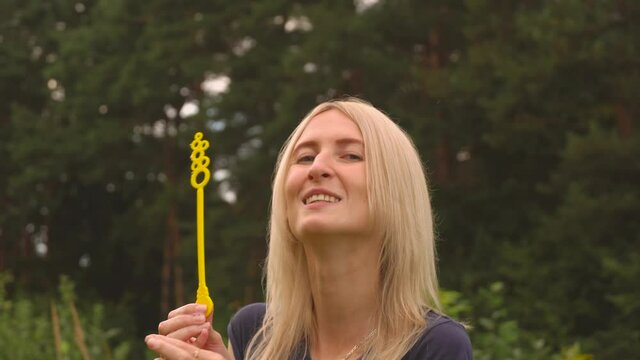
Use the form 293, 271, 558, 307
190, 132, 214, 317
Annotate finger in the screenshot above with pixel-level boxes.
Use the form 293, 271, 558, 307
168, 303, 208, 319
147, 335, 224, 360
193, 327, 209, 349
146, 335, 191, 359
158, 312, 207, 336
200, 328, 230, 354
209, 328, 224, 345
166, 322, 211, 341
147, 334, 199, 351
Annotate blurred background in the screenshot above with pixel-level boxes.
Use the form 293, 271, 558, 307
1, 0, 638, 358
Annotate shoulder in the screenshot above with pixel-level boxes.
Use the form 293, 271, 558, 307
403, 311, 473, 360
229, 302, 266, 331
228, 303, 266, 359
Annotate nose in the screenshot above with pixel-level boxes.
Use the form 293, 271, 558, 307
307, 153, 333, 181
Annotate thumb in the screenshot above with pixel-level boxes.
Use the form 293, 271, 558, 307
193, 325, 210, 349
197, 326, 228, 354
193, 311, 215, 349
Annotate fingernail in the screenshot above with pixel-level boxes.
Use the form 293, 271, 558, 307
146, 336, 158, 349
195, 304, 207, 312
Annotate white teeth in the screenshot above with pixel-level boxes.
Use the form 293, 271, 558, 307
304, 194, 340, 204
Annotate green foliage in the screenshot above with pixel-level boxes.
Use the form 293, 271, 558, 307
442, 283, 593, 360
553, 343, 594, 360
503, 124, 640, 357
0, 273, 134, 359
468, 283, 552, 359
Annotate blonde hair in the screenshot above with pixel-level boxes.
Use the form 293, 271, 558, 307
246, 98, 440, 360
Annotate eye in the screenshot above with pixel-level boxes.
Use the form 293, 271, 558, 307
343, 153, 363, 161
295, 154, 315, 164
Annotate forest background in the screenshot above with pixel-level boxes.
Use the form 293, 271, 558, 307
1, 0, 638, 359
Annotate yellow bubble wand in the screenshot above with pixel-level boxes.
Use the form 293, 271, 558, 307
190, 132, 214, 317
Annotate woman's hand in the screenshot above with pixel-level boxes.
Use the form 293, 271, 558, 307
148, 303, 232, 360
145, 334, 231, 360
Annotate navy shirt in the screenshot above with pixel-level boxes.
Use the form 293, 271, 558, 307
228, 303, 472, 359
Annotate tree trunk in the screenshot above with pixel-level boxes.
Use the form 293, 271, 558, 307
160, 230, 172, 316
425, 29, 451, 184
161, 121, 183, 316
615, 102, 632, 138
168, 205, 184, 306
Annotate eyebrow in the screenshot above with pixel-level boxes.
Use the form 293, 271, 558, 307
293, 137, 364, 153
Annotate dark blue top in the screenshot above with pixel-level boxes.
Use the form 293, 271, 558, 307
228, 303, 472, 359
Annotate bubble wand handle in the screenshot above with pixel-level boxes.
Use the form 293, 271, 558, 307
190, 132, 214, 317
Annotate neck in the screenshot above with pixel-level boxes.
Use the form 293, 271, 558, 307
302, 234, 381, 360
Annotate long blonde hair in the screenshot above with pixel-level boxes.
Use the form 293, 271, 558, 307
246, 98, 440, 360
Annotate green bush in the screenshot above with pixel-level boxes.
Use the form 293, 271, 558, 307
0, 272, 132, 360
441, 283, 593, 360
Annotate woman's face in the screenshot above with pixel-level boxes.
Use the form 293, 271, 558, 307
285, 109, 371, 240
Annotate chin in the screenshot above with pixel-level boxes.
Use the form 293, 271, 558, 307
293, 218, 336, 237
298, 221, 333, 236
296, 220, 364, 241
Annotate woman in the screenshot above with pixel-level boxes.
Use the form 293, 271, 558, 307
146, 98, 472, 359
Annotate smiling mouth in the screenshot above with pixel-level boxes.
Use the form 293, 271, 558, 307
303, 194, 341, 205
